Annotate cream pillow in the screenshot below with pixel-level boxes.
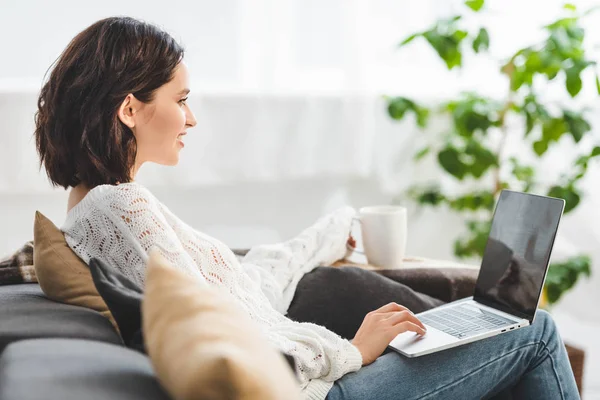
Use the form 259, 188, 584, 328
143, 249, 301, 400
33, 211, 118, 332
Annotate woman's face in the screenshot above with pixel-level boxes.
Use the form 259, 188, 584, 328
119, 61, 197, 174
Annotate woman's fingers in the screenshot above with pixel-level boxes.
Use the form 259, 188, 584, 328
372, 302, 410, 315
392, 321, 427, 337
385, 310, 427, 332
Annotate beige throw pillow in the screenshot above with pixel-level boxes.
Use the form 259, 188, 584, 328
33, 211, 118, 332
143, 249, 301, 400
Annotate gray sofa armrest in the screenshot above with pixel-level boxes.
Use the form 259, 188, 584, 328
376, 267, 478, 303
0, 339, 170, 400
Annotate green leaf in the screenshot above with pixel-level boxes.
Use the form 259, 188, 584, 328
407, 186, 446, 207
564, 3, 577, 11
387, 97, 412, 120
465, 140, 498, 178
465, 0, 484, 12
522, 95, 550, 136
533, 140, 549, 156
423, 29, 464, 70
472, 28, 490, 53
416, 108, 430, 128
563, 110, 592, 143
545, 17, 578, 33
510, 157, 536, 184
453, 30, 469, 42
525, 50, 542, 70
592, 146, 600, 157
545, 255, 591, 304
400, 33, 419, 47
447, 94, 500, 137
414, 147, 431, 161
566, 65, 583, 97
525, 110, 535, 135
575, 154, 589, 168
565, 26, 584, 42
449, 191, 496, 211
387, 97, 429, 127
410, 187, 446, 206
510, 70, 525, 91
542, 118, 568, 142
547, 185, 581, 213
596, 72, 600, 95
438, 147, 467, 180
537, 50, 562, 79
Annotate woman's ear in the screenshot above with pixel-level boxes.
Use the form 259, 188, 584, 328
117, 94, 139, 129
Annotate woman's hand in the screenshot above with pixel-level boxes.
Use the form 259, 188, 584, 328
340, 234, 357, 261
351, 302, 427, 366
347, 234, 357, 250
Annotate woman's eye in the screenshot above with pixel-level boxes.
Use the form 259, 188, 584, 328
178, 97, 188, 106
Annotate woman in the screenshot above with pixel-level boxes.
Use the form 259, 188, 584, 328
34, 17, 580, 400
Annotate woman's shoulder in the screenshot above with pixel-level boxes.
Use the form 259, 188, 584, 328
65, 181, 158, 222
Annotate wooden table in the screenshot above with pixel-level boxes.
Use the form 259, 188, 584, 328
331, 253, 481, 271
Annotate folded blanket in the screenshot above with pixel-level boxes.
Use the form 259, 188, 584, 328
0, 241, 36, 285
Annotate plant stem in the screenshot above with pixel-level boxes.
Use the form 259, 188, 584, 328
493, 74, 515, 197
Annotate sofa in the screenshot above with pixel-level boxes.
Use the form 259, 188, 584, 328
0, 257, 584, 399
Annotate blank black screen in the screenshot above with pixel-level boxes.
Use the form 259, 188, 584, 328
473, 190, 564, 322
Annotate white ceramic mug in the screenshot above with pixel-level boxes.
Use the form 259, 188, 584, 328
350, 205, 408, 269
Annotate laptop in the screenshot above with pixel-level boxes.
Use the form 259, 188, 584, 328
388, 190, 565, 358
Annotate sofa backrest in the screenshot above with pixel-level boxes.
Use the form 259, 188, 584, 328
0, 284, 122, 354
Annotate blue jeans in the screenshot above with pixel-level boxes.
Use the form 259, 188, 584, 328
326, 309, 580, 400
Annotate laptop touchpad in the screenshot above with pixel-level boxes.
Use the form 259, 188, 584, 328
389, 327, 457, 355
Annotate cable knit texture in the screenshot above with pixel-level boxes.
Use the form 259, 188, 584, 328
61, 182, 363, 399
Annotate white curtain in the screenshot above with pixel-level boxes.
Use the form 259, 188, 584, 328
2, 0, 599, 192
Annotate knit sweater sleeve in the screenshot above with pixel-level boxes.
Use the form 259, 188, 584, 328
240, 206, 356, 313
266, 318, 363, 399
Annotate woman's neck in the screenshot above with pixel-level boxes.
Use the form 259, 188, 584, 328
67, 183, 92, 214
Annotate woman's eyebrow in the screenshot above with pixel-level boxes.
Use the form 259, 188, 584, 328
177, 88, 190, 95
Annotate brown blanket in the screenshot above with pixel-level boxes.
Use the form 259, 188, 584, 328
0, 241, 36, 285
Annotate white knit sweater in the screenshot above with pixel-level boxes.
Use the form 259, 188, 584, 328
61, 182, 363, 399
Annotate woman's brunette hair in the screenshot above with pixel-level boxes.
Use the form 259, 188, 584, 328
35, 16, 184, 189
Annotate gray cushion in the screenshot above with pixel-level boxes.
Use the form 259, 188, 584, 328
0, 339, 170, 400
0, 284, 122, 353
287, 266, 446, 340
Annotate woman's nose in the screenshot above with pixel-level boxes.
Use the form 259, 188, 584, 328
186, 109, 197, 128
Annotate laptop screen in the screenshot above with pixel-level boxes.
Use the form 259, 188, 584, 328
473, 190, 564, 322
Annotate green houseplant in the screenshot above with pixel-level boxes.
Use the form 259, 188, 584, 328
386, 0, 596, 309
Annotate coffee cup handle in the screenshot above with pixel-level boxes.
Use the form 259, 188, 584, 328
347, 215, 365, 255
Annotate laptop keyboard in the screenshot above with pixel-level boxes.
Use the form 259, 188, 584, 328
418, 304, 516, 339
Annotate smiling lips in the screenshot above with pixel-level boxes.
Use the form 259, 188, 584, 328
177, 132, 186, 147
